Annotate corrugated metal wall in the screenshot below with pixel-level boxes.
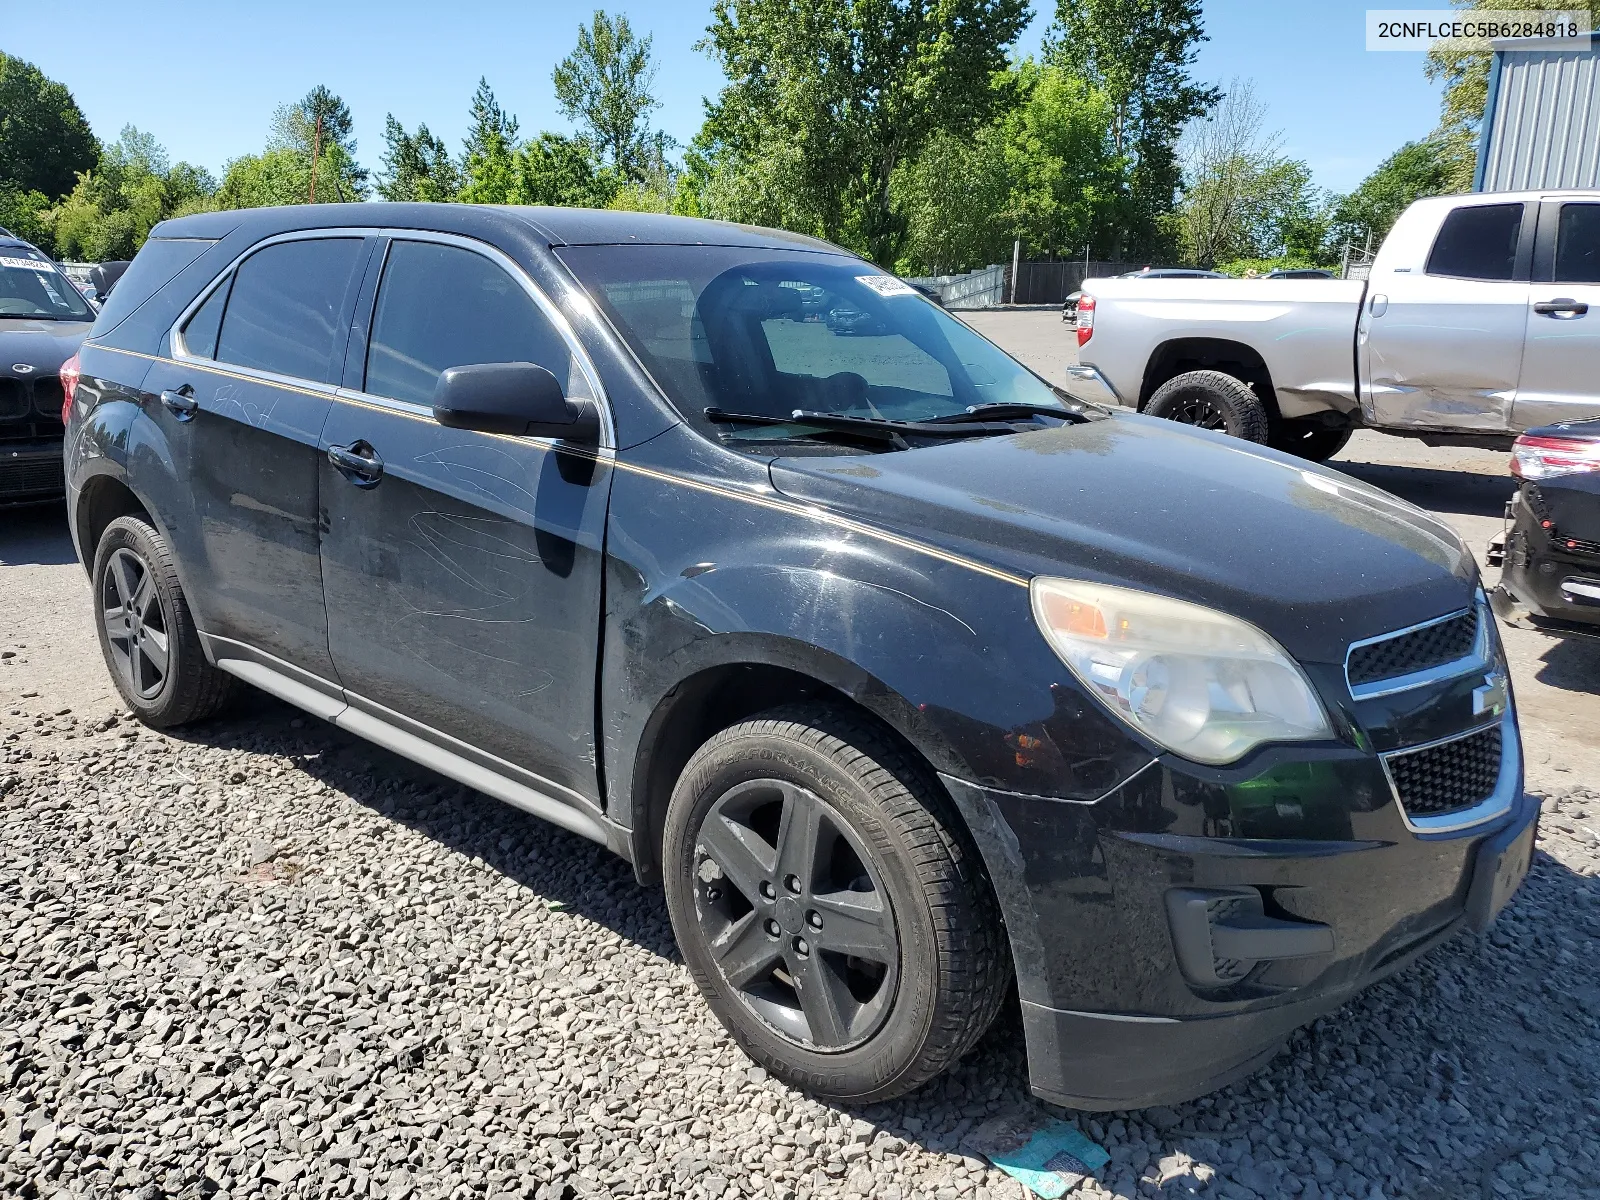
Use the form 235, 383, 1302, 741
1479, 38, 1600, 191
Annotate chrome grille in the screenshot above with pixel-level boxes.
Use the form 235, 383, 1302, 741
1384, 724, 1502, 820
1347, 609, 1478, 690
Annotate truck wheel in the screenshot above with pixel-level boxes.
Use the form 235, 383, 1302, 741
1270, 421, 1354, 462
1146, 370, 1270, 443
662, 704, 1010, 1104
92, 515, 233, 728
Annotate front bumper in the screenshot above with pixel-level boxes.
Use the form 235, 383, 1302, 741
1061, 364, 1128, 408
941, 761, 1539, 1110
1497, 487, 1600, 632
0, 440, 66, 504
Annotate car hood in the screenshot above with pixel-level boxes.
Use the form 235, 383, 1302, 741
769, 413, 1477, 666
0, 319, 93, 375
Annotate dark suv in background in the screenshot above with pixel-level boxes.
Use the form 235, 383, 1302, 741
63, 204, 1537, 1110
1, 231, 94, 504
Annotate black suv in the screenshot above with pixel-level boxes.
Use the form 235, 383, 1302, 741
2, 232, 94, 503
64, 205, 1537, 1110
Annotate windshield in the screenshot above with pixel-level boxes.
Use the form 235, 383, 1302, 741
0, 249, 94, 320
559, 245, 1066, 444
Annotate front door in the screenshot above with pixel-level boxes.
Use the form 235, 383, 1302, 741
140, 234, 371, 682
1515, 199, 1600, 430
318, 235, 613, 804
1361, 200, 1531, 432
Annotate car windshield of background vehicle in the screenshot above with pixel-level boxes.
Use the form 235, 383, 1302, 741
1555, 204, 1600, 284
1426, 203, 1523, 280
559, 245, 1068, 448
0, 250, 94, 320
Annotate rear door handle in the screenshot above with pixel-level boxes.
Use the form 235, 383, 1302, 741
327, 441, 384, 486
1533, 297, 1588, 316
160, 387, 198, 419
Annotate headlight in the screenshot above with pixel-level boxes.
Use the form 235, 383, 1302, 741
1031, 577, 1332, 765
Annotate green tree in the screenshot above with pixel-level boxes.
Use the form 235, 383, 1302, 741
697, 0, 1030, 265
891, 63, 1120, 275
1426, 0, 1600, 190
1176, 82, 1327, 268
0, 185, 55, 252
49, 127, 216, 260
459, 79, 522, 204
553, 11, 664, 181
0, 53, 99, 202
1046, 0, 1220, 259
216, 147, 312, 209
377, 116, 462, 201
1325, 140, 1453, 255
516, 133, 618, 207
269, 85, 369, 201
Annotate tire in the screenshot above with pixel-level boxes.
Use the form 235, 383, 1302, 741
1145, 369, 1270, 444
92, 514, 233, 728
1270, 420, 1354, 462
662, 704, 1010, 1104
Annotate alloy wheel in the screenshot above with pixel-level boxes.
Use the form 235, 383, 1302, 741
1173, 396, 1229, 430
691, 778, 899, 1051
100, 547, 170, 699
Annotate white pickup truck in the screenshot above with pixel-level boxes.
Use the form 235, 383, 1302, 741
1063, 189, 1600, 460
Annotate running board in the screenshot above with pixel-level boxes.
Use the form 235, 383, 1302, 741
210, 651, 621, 853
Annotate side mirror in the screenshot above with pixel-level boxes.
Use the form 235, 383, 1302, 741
431, 362, 600, 441
89, 260, 131, 300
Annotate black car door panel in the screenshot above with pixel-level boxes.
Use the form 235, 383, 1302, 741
140, 235, 373, 679
318, 235, 613, 802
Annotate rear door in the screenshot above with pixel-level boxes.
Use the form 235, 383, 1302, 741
1361, 200, 1532, 432
140, 234, 371, 684
317, 234, 614, 804
1514, 198, 1600, 430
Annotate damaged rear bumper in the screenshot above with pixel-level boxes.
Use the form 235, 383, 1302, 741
941, 769, 1539, 1111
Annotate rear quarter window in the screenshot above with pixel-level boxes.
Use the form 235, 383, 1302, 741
90, 238, 217, 336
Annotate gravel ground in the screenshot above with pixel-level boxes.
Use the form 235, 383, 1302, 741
4, 312, 1600, 1199
2, 697, 1598, 1200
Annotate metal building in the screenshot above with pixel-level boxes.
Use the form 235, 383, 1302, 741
1475, 32, 1600, 191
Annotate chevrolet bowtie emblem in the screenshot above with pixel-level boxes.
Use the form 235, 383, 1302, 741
1473, 672, 1508, 718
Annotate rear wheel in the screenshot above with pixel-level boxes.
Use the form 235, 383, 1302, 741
662, 704, 1009, 1104
92, 515, 232, 728
1270, 420, 1354, 462
1145, 369, 1270, 444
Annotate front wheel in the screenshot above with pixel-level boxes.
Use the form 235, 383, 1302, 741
662, 705, 1010, 1104
1145, 369, 1270, 444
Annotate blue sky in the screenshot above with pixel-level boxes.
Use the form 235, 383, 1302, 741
5, 0, 1445, 195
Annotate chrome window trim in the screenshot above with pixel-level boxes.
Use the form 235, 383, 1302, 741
1379, 710, 1519, 834
166, 226, 616, 448
1344, 600, 1490, 700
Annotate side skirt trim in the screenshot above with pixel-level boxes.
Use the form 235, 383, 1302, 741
203, 634, 628, 858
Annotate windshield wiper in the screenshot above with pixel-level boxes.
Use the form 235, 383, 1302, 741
706, 408, 1027, 442
924, 401, 1089, 425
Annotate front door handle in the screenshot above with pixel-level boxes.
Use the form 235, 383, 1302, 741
327, 441, 384, 487
160, 387, 198, 420
1533, 297, 1589, 316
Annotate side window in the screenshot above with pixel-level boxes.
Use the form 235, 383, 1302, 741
1425, 204, 1524, 281
180, 278, 230, 359
365, 240, 585, 407
1555, 203, 1600, 284
215, 238, 364, 384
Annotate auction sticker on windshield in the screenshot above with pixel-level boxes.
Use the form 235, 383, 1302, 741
0, 256, 55, 272
856, 275, 917, 297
